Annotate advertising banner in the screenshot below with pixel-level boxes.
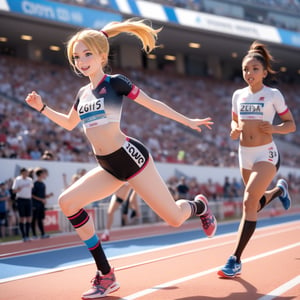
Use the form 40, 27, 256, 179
1, 0, 121, 28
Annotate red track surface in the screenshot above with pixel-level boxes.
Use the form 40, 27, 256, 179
1, 219, 300, 300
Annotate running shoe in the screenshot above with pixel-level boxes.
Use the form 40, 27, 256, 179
276, 179, 291, 210
41, 234, 50, 239
82, 268, 119, 299
195, 194, 217, 238
218, 255, 242, 278
100, 232, 110, 242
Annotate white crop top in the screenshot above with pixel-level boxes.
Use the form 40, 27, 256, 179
232, 86, 288, 122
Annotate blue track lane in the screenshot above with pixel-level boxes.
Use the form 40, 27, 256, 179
1, 213, 299, 282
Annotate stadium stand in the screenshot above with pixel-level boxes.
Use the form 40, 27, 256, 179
0, 55, 299, 167
0, 0, 299, 167
53, 0, 300, 32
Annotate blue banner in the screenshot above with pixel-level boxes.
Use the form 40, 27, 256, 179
277, 29, 300, 48
4, 0, 122, 29
1, 0, 299, 48
106, 0, 299, 48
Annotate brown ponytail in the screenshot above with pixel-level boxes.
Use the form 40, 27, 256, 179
243, 41, 276, 74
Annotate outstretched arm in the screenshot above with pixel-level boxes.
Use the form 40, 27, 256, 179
134, 90, 213, 132
25, 91, 80, 131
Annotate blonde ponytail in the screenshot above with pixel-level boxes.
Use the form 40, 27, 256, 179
67, 18, 161, 74
102, 18, 162, 53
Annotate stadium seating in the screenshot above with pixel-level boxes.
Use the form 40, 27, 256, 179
0, 55, 299, 167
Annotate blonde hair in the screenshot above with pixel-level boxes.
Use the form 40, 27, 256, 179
67, 18, 161, 73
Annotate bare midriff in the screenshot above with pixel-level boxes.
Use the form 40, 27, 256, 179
239, 119, 272, 147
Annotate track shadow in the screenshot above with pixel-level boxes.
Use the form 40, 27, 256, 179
174, 277, 295, 299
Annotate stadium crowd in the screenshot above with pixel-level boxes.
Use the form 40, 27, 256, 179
0, 55, 299, 167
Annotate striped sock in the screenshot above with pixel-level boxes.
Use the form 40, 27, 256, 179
85, 234, 110, 274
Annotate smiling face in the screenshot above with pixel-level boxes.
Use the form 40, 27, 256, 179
242, 57, 267, 92
72, 40, 102, 76
67, 29, 109, 80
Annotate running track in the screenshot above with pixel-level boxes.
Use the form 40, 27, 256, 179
1, 213, 299, 299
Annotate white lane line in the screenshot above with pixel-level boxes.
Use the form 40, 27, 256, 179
120, 242, 300, 300
2, 218, 299, 258
116, 225, 300, 272
258, 275, 300, 300
0, 241, 83, 258
117, 226, 300, 271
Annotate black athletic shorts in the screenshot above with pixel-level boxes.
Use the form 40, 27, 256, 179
17, 198, 32, 218
96, 137, 150, 181
0, 211, 8, 226
32, 201, 46, 219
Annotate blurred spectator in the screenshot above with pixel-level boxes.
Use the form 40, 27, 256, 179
223, 176, 232, 199
231, 177, 243, 198
0, 181, 10, 237
176, 176, 190, 199
202, 178, 222, 201
31, 168, 54, 239
7, 178, 19, 235
41, 150, 55, 160
12, 168, 33, 242
62, 168, 87, 190
167, 172, 300, 207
